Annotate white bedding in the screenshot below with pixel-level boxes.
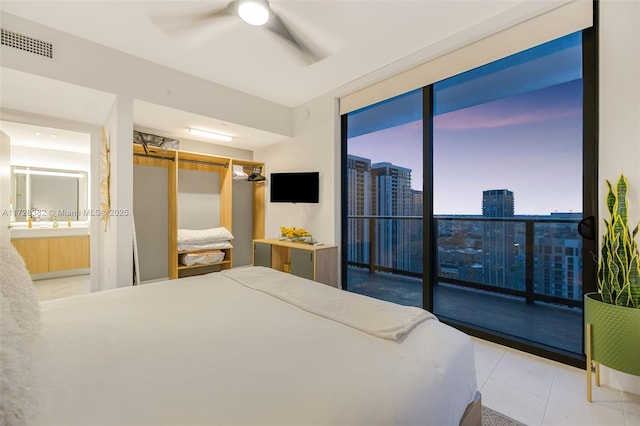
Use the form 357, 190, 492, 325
222, 267, 433, 341
177, 227, 234, 244
32, 267, 477, 426
177, 241, 233, 252
179, 250, 225, 266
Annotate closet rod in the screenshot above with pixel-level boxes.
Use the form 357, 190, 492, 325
178, 158, 229, 168
133, 152, 175, 161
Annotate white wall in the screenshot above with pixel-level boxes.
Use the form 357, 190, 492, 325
10, 145, 90, 171
0, 132, 10, 244
134, 128, 255, 161
597, 0, 640, 396
98, 97, 133, 290
254, 95, 339, 245
179, 139, 254, 161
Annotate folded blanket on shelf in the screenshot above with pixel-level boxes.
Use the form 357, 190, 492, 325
232, 165, 249, 181
177, 227, 234, 244
178, 241, 233, 252
179, 250, 225, 266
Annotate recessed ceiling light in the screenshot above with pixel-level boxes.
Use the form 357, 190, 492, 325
35, 131, 57, 138
188, 128, 233, 142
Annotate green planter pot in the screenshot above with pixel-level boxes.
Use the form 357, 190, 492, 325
584, 292, 640, 376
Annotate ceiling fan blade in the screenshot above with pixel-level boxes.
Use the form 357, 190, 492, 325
265, 11, 324, 63
150, 3, 236, 36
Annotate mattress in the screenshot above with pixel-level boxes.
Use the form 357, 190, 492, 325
32, 267, 477, 425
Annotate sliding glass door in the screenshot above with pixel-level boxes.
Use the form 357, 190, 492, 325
431, 32, 591, 358
342, 30, 597, 365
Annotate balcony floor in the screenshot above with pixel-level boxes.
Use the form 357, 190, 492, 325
347, 267, 582, 355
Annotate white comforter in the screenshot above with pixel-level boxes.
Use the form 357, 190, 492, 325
32, 267, 477, 426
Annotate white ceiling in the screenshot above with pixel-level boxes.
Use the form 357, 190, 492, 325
0, 120, 91, 153
133, 100, 288, 151
0, 67, 116, 126
0, 0, 565, 151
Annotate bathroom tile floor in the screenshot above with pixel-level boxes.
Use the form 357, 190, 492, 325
473, 337, 640, 425
33, 274, 91, 302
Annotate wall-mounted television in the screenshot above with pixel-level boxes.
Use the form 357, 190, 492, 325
270, 172, 319, 203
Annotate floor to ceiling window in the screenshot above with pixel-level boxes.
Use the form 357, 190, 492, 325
342, 29, 597, 365
432, 32, 588, 357
343, 89, 423, 307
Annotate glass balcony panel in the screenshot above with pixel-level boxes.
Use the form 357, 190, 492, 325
346, 216, 583, 354
533, 221, 583, 302
437, 218, 526, 293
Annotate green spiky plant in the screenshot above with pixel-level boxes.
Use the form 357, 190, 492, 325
597, 174, 640, 308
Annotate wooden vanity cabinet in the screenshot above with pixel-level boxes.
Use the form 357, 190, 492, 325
11, 235, 90, 275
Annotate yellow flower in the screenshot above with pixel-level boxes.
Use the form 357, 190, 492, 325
280, 226, 312, 240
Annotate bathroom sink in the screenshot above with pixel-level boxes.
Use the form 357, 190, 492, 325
10, 226, 90, 239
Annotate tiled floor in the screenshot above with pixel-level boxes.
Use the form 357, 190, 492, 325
33, 274, 91, 302
473, 337, 640, 426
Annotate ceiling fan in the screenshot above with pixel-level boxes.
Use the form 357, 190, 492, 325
151, 0, 325, 63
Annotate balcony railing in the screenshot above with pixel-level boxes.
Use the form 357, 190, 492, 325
347, 215, 583, 308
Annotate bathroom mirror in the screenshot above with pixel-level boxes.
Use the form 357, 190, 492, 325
11, 166, 89, 222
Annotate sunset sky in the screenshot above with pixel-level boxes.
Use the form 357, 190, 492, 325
347, 32, 583, 216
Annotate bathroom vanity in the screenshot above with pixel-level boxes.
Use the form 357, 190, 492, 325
11, 227, 90, 276
8, 163, 91, 277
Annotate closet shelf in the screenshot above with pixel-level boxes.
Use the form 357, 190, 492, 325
178, 248, 230, 255
177, 260, 232, 270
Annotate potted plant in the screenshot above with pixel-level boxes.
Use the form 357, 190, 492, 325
585, 174, 640, 401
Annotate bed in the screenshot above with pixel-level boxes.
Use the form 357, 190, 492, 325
1, 242, 480, 426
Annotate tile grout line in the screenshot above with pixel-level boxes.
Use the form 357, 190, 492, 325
623, 392, 632, 422
486, 344, 508, 380
540, 363, 560, 426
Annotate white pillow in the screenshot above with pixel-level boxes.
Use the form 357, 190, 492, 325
0, 242, 40, 334
0, 241, 41, 426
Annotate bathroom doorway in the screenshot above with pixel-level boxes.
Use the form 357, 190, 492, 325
0, 119, 95, 301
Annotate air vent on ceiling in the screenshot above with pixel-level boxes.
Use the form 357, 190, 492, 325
1, 28, 53, 58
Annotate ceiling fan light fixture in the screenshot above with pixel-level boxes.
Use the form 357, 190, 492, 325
238, 0, 269, 26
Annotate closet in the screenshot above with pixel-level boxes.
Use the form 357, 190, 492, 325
133, 143, 265, 281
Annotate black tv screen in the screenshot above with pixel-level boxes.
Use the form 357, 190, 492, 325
270, 172, 319, 203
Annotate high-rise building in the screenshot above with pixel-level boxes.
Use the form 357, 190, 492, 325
371, 162, 413, 271
409, 188, 424, 274
482, 189, 515, 217
482, 189, 516, 289
346, 155, 372, 266
535, 213, 583, 301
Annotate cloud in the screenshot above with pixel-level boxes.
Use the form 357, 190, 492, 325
434, 104, 581, 130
